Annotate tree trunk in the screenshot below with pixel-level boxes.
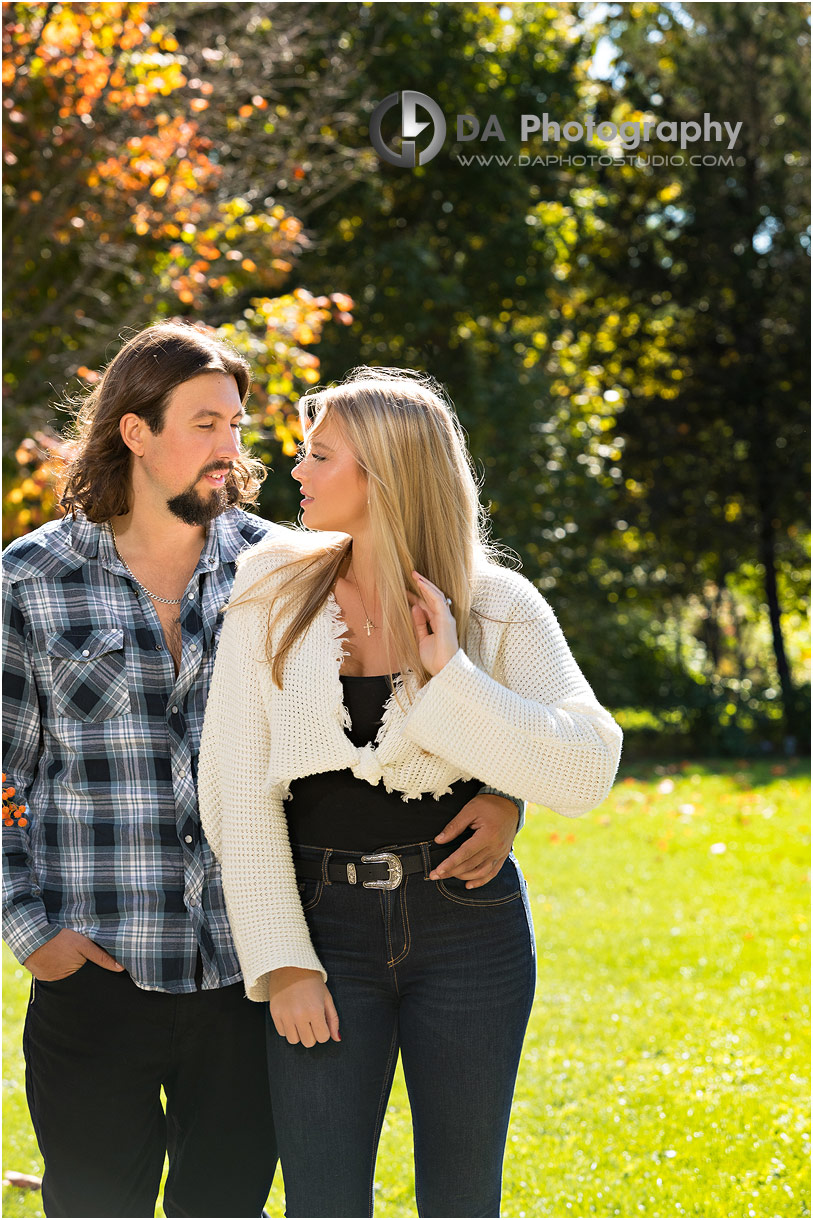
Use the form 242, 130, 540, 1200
759, 507, 796, 747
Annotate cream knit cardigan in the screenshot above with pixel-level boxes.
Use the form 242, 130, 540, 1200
198, 531, 622, 1002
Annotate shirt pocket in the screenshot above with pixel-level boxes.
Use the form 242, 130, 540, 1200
46, 628, 131, 722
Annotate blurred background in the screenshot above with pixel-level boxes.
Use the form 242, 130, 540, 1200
3, 1, 810, 759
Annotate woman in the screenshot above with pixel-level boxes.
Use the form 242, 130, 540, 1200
199, 367, 622, 1218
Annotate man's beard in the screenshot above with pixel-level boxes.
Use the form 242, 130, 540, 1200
166, 466, 232, 526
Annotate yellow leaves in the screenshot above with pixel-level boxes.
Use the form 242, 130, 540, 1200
658, 182, 682, 204
3, 431, 75, 545
189, 98, 209, 112
40, 11, 84, 53
150, 175, 169, 197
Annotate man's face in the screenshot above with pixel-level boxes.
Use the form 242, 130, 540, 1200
138, 372, 247, 526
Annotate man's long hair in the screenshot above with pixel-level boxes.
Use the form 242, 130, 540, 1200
60, 322, 266, 522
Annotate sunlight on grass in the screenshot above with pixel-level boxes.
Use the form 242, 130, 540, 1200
2, 760, 809, 1218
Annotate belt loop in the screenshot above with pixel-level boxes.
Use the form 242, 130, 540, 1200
321, 848, 333, 885
420, 841, 432, 880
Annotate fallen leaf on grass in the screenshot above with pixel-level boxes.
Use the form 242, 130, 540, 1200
2, 1172, 42, 1190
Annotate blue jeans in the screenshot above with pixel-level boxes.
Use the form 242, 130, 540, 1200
266, 842, 536, 1218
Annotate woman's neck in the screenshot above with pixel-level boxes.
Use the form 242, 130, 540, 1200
345, 535, 377, 596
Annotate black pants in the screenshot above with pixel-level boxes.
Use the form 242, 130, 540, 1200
23, 962, 277, 1218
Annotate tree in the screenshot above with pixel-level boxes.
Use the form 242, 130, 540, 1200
544, 1, 810, 738
2, 2, 355, 537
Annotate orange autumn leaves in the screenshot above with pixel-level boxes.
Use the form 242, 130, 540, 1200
3, 433, 73, 544
3, 3, 354, 543
3, 775, 27, 829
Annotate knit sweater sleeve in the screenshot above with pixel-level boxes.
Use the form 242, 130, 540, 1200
401, 567, 622, 816
198, 550, 326, 1000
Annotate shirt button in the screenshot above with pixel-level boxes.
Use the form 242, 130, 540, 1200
187, 592, 195, 600
171, 706, 179, 714
82, 649, 90, 657
188, 896, 200, 908
155, 644, 163, 651
189, 644, 198, 652
184, 834, 193, 844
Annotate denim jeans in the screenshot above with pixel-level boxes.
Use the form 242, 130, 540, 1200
266, 842, 536, 1218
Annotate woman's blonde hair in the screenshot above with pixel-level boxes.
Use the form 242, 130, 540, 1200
246, 367, 499, 688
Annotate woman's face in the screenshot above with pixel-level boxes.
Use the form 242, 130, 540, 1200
292, 415, 369, 536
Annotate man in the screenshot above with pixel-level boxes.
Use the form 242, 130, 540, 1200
2, 321, 522, 1218
3, 323, 279, 1218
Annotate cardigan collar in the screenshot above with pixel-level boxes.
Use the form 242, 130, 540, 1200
262, 593, 466, 801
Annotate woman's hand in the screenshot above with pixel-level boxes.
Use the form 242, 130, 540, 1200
268, 966, 341, 1047
410, 572, 459, 675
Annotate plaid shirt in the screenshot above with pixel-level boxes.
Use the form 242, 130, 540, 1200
2, 508, 280, 993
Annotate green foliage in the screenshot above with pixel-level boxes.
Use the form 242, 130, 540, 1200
3, 760, 809, 1218
543, 1, 811, 735
2, 1, 809, 747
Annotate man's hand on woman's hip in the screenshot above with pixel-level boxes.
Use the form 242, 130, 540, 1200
431, 793, 519, 889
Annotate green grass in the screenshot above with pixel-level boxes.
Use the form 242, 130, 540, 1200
3, 759, 810, 1218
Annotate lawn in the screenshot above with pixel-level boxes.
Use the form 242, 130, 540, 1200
2, 759, 810, 1219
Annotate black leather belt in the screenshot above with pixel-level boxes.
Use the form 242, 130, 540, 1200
293, 845, 452, 891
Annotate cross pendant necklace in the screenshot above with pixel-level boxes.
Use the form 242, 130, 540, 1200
349, 567, 376, 636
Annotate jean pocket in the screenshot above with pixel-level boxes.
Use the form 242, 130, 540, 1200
47, 628, 130, 722
38, 960, 92, 987
436, 856, 521, 908
297, 877, 324, 913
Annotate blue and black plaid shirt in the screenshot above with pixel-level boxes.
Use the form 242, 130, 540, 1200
2, 508, 280, 993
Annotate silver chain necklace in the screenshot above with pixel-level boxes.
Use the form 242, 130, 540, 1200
110, 525, 183, 605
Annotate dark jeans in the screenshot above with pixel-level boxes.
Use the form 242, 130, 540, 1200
23, 963, 276, 1218
266, 844, 536, 1218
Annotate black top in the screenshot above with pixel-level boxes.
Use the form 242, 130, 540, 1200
286, 675, 482, 851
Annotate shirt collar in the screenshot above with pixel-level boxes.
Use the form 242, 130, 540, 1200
66, 512, 103, 561
67, 509, 243, 575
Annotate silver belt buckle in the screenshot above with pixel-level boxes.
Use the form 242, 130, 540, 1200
361, 851, 404, 890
